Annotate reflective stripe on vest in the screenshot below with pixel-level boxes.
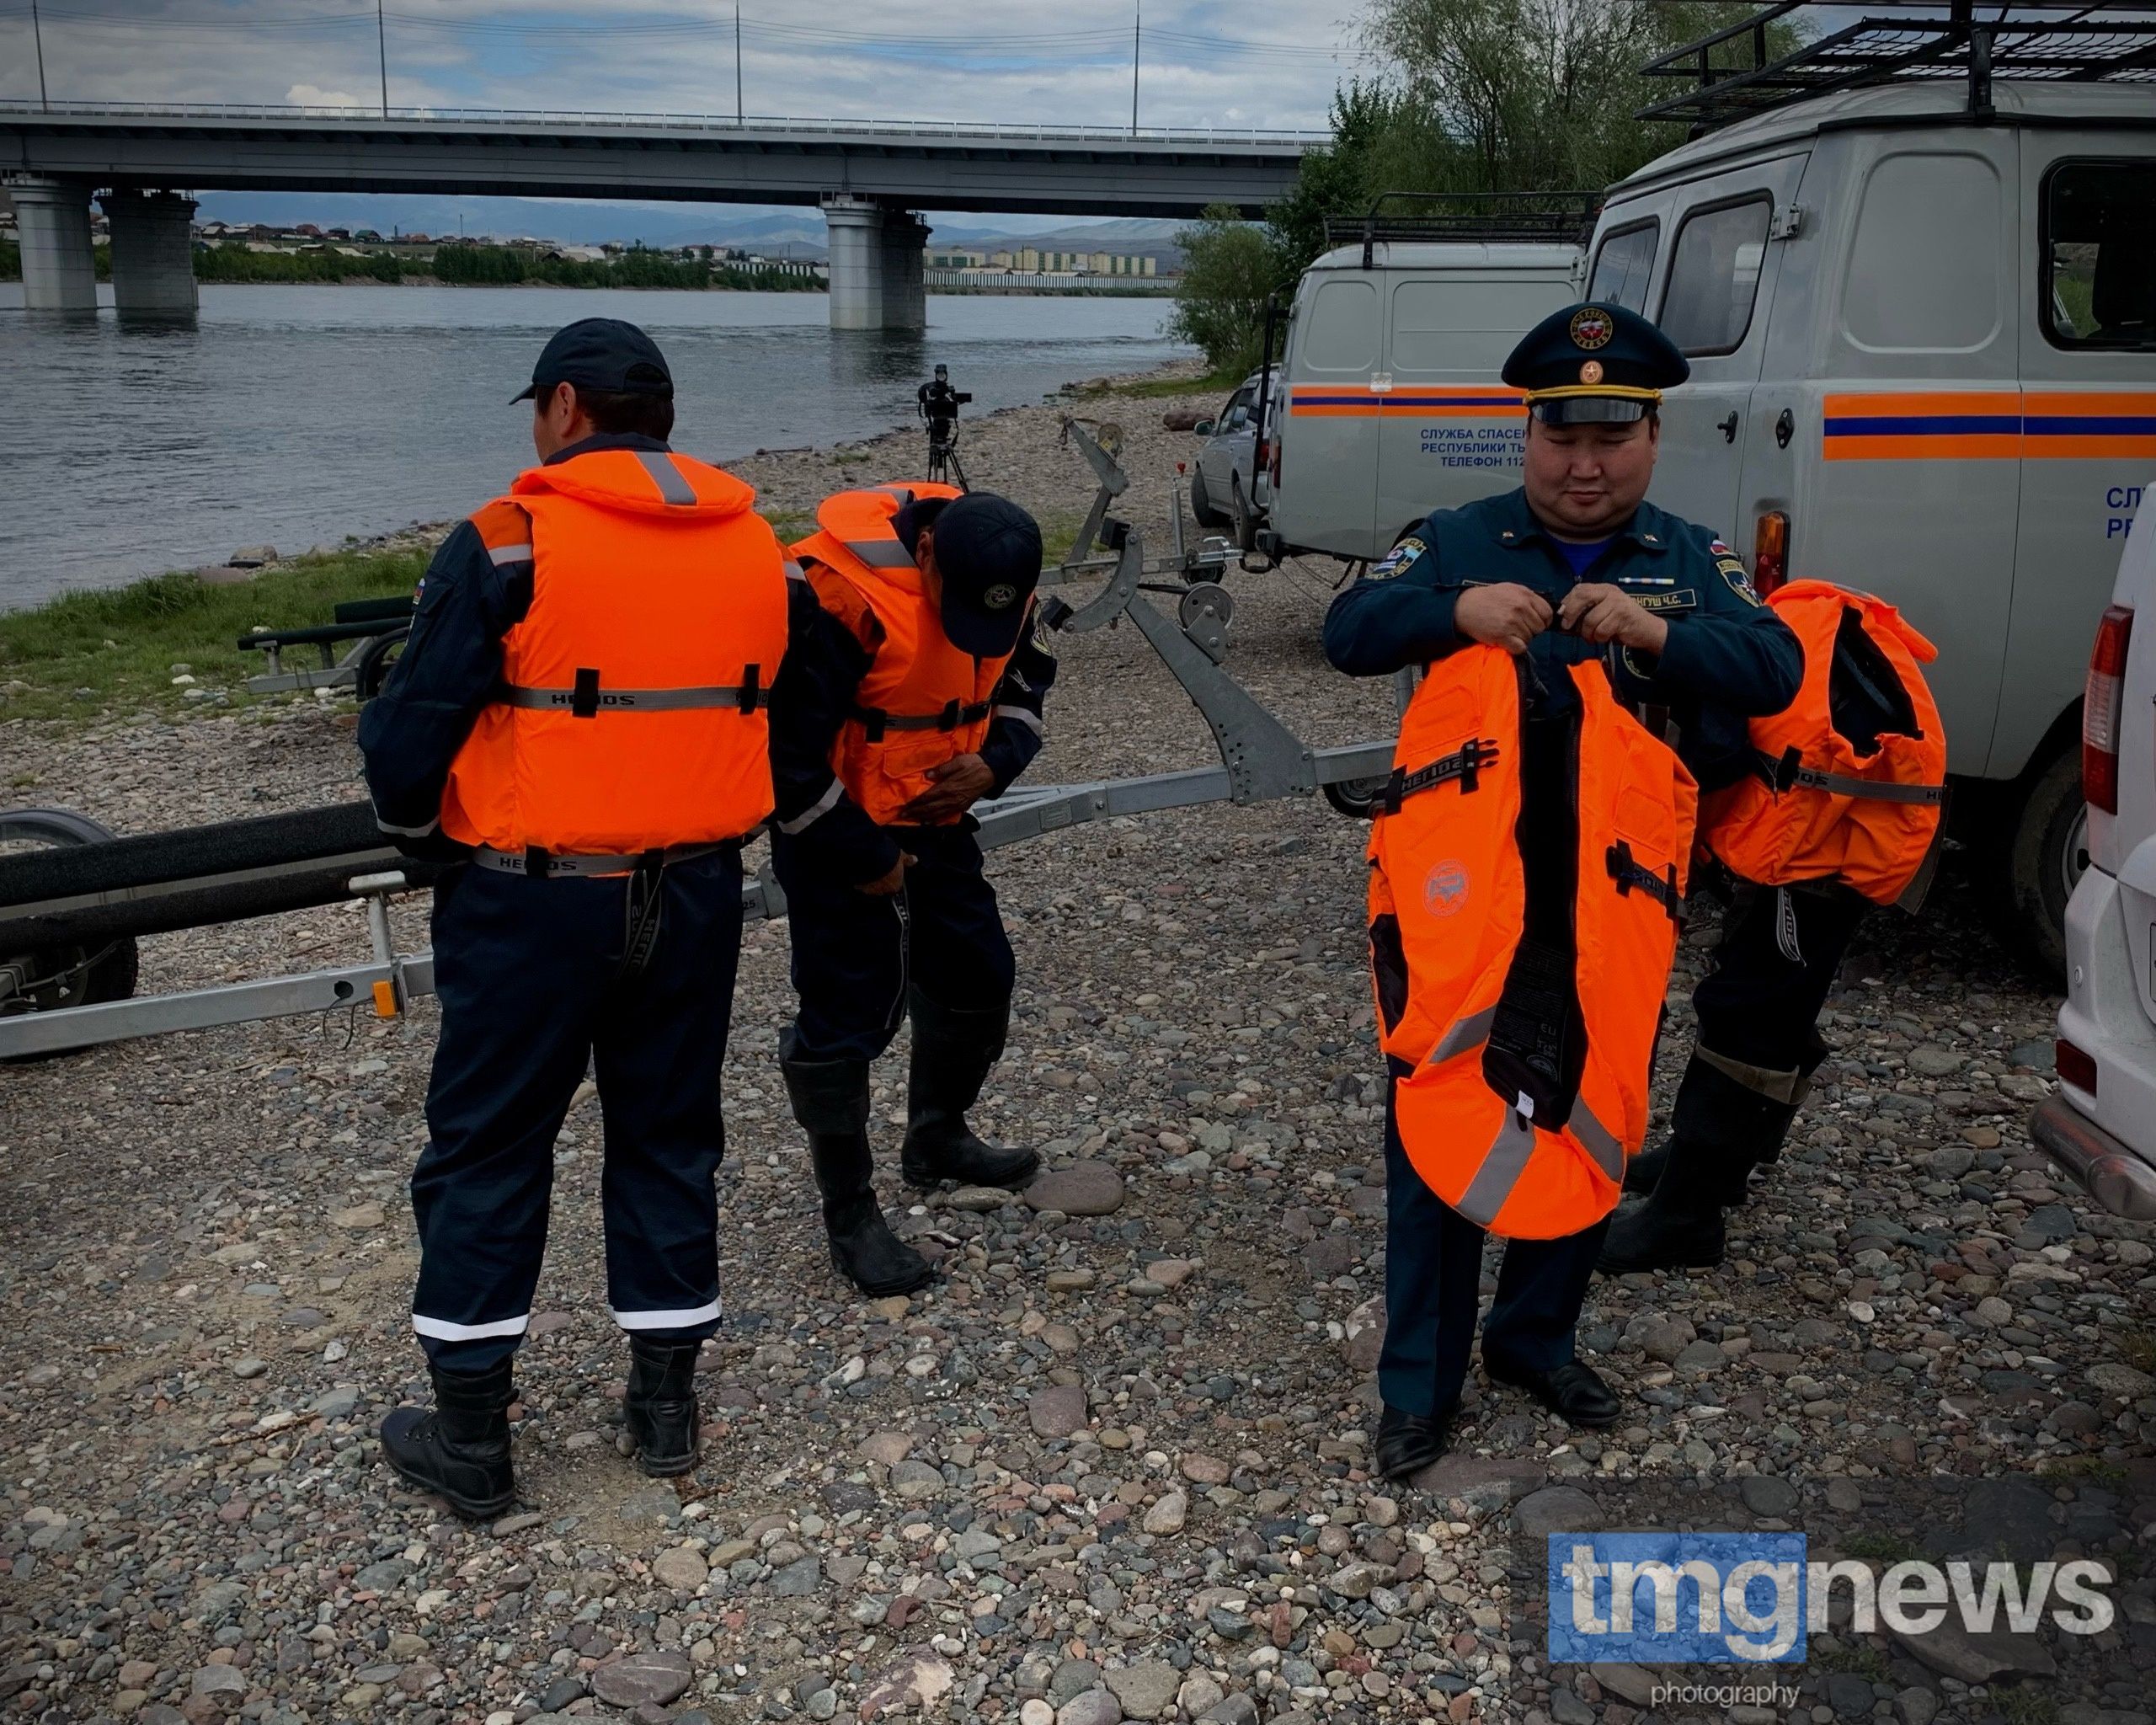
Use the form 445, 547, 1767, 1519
1370, 647, 1698, 1240
1699, 580, 1948, 905
499, 664, 763, 716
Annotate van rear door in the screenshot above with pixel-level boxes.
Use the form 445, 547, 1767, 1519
1374, 270, 1577, 547
1637, 152, 1811, 540
1278, 272, 1385, 561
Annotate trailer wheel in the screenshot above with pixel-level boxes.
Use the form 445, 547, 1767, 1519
1324, 777, 1390, 820
0, 808, 141, 1038
1983, 744, 2083, 986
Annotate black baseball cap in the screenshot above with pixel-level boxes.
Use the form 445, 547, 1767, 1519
922, 492, 1043, 656
513, 318, 675, 404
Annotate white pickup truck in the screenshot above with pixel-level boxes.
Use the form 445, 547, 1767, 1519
2036, 494, 2156, 1220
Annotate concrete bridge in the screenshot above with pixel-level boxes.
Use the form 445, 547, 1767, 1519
2, 103, 1315, 328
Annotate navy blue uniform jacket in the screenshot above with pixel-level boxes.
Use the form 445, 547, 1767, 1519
1321, 489, 1801, 789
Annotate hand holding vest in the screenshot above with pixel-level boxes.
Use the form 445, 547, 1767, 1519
1367, 647, 1699, 1240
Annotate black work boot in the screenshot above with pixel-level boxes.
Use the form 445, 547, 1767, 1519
379, 1359, 516, 1520
782, 1051, 936, 1298
1374, 1404, 1454, 1481
1600, 1059, 1800, 1274
899, 991, 1040, 1191
624, 1338, 702, 1478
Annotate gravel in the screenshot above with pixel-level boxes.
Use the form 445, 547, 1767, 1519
1, 369, 2151, 1722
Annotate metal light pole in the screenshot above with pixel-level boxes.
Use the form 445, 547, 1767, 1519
735, 6, 744, 126
30, 0, 50, 113
1130, 2, 1140, 137
376, 0, 389, 117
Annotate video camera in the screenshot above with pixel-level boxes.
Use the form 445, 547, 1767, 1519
919, 366, 972, 487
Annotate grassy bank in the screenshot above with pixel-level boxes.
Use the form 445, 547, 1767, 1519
0, 546, 428, 724
1070, 366, 1241, 400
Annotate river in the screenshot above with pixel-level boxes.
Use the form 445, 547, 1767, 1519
0, 285, 1189, 611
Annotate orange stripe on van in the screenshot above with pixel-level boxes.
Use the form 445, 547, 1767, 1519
1822, 389, 2156, 462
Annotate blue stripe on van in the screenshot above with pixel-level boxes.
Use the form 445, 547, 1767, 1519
2025, 415, 2156, 436
1822, 414, 2023, 437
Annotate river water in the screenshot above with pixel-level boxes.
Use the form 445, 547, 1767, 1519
0, 285, 1187, 611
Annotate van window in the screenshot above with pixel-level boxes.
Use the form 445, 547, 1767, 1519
1390, 278, 1556, 373
1658, 197, 1771, 356
1300, 278, 1380, 371
2045, 159, 2156, 350
1844, 153, 2001, 352
1588, 222, 1658, 314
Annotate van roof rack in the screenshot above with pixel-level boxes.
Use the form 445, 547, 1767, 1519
1640, 1, 2156, 131
1324, 191, 1601, 269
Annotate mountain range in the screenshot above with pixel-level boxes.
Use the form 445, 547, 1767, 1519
190, 194, 1188, 264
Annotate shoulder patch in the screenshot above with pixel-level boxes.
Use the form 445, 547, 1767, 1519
1719, 560, 1763, 606
1369, 536, 1428, 581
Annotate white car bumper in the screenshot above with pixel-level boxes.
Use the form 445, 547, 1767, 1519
2045, 861, 2156, 1219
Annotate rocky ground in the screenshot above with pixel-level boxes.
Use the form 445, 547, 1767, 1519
1, 381, 2153, 1725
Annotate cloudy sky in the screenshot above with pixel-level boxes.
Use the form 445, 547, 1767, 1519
0, 0, 1371, 132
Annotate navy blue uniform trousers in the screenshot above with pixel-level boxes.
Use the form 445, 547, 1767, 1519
771, 823, 1015, 1063
1377, 1064, 1609, 1418
410, 848, 741, 1370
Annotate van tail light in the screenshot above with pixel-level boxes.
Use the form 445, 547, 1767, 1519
2057, 1036, 2099, 1096
1753, 511, 1790, 598
2084, 602, 2134, 815
1269, 436, 1282, 491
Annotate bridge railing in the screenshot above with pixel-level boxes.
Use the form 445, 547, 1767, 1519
0, 99, 1322, 147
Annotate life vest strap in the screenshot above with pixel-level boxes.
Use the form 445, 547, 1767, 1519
1606, 840, 1684, 923
473, 840, 731, 879
1382, 737, 1499, 815
1755, 745, 1945, 805
851, 697, 995, 744
499, 665, 766, 718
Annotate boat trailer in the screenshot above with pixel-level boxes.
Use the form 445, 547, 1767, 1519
0, 421, 1395, 1060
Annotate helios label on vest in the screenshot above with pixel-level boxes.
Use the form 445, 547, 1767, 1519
1547, 1533, 2116, 1665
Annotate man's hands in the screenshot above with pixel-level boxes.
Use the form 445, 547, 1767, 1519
1556, 583, 1668, 654
855, 851, 916, 896
1452, 580, 1668, 657
897, 753, 995, 825
1453, 583, 1554, 655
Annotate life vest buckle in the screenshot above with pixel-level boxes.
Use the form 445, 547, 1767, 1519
739, 663, 763, 714
937, 697, 963, 732
1606, 839, 1684, 924
571, 668, 601, 719
857, 706, 889, 743
1382, 736, 1498, 814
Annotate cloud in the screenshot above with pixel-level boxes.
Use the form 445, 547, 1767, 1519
286, 83, 365, 108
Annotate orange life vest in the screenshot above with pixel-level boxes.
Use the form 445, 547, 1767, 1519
440, 446, 791, 856
1697, 580, 1946, 906
1368, 647, 1699, 1240
791, 483, 1017, 827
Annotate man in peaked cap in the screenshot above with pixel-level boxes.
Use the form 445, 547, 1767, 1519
1321, 301, 1803, 1481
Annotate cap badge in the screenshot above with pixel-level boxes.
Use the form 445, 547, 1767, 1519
982, 582, 1019, 611
1569, 307, 1614, 350
1578, 360, 1605, 385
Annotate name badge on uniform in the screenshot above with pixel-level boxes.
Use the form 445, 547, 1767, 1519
1634, 589, 1697, 614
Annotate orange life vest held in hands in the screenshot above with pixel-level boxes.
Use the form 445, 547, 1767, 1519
792, 484, 1019, 827
440, 446, 792, 856
1368, 647, 1699, 1240
1696, 580, 1946, 906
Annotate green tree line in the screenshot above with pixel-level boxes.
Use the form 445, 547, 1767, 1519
1, 238, 817, 291
1171, 0, 1790, 376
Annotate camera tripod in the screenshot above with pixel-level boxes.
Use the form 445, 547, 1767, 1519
926, 420, 969, 489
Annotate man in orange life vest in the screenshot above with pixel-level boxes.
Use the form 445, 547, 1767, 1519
1323, 303, 1803, 1479
767, 485, 1054, 1298
359, 319, 796, 1515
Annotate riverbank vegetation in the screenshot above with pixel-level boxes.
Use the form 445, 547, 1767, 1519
1170, 0, 1788, 374
0, 547, 426, 724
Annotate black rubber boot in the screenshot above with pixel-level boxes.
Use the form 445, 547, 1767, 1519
1622, 1049, 1810, 1199
379, 1359, 516, 1520
899, 991, 1040, 1191
625, 1338, 702, 1478
1600, 1059, 1800, 1274
782, 1052, 936, 1298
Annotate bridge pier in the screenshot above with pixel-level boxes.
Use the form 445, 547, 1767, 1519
820, 195, 927, 333
100, 190, 200, 318
7, 175, 99, 314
